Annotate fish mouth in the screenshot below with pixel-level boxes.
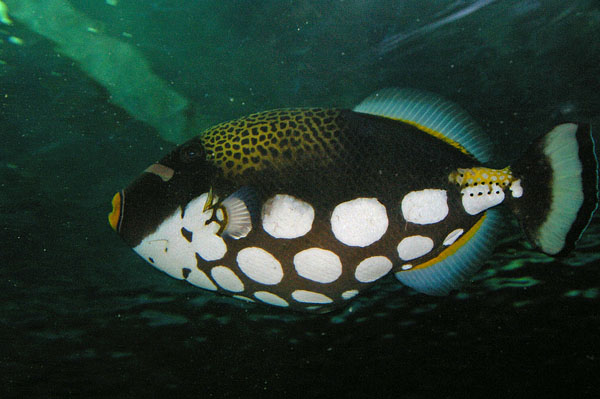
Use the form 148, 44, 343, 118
108, 191, 123, 232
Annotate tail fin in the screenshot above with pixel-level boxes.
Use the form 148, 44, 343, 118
509, 123, 598, 255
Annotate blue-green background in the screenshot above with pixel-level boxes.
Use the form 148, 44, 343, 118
1, 1, 599, 397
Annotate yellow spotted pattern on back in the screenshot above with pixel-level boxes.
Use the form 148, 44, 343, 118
200, 108, 345, 177
449, 166, 515, 188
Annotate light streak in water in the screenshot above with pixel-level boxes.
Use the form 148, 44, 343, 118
377, 0, 496, 56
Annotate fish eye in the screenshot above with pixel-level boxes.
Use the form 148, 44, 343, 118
180, 143, 204, 163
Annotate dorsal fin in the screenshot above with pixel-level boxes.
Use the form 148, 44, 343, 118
353, 88, 492, 163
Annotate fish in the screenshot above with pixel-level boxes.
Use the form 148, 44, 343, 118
108, 88, 599, 312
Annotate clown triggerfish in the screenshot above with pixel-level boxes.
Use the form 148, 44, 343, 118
109, 89, 598, 312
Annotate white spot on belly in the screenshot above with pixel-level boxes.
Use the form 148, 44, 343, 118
134, 207, 197, 279
331, 197, 388, 247
210, 266, 244, 292
354, 256, 393, 283
262, 194, 315, 239
193, 225, 228, 261
293, 248, 342, 283
237, 247, 284, 285
461, 185, 505, 215
131, 203, 225, 290
292, 290, 333, 304
397, 235, 434, 260
181, 192, 227, 261
401, 189, 448, 224
443, 228, 464, 246
186, 268, 217, 291
341, 290, 359, 300
401, 264, 413, 270
253, 291, 289, 307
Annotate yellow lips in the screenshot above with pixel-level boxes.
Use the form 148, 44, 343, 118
108, 191, 122, 231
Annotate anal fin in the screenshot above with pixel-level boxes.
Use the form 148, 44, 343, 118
395, 208, 503, 295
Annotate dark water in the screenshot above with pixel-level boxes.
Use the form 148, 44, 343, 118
1, 1, 599, 397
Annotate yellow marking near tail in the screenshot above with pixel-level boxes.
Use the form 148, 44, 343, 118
449, 166, 514, 188
409, 213, 487, 271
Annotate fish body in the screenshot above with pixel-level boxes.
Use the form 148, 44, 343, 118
109, 89, 598, 312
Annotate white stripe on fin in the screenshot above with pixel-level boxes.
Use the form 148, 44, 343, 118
222, 187, 258, 239
395, 208, 503, 295
354, 88, 492, 163
536, 124, 598, 254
